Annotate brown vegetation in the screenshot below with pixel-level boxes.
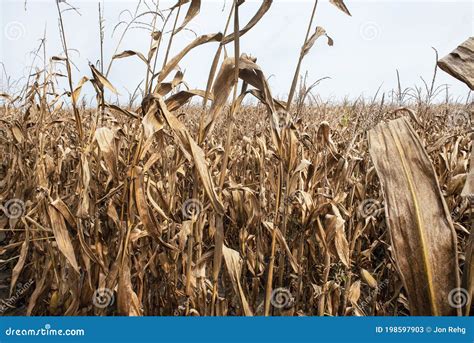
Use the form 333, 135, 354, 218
0, 0, 472, 316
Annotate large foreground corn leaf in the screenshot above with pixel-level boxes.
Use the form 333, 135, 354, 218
368, 117, 460, 315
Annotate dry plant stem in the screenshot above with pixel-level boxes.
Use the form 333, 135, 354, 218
264, 226, 278, 316
198, 2, 235, 144
218, 1, 240, 191
157, 4, 200, 311
189, 164, 201, 315
286, 0, 319, 111
185, 230, 194, 297
144, 1, 161, 95
189, 142, 201, 313
341, 271, 352, 315
161, 4, 182, 74
264, 166, 283, 316
55, 0, 83, 142
210, 216, 223, 316
21, 31, 44, 102
149, 15, 170, 94
295, 235, 305, 311
210, 1, 241, 316
98, 2, 105, 123
105, 1, 141, 77
156, 2, 195, 315
117, 143, 135, 269
319, 251, 331, 316
278, 161, 290, 286
38, 32, 47, 134
99, 3, 104, 73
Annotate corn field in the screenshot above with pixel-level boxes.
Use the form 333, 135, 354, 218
0, 0, 472, 317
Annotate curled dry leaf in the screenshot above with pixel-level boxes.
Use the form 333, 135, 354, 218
329, 0, 352, 16
303, 27, 333, 57
113, 50, 150, 68
158, 33, 223, 83
71, 76, 89, 104
222, 0, 273, 45
438, 37, 474, 90
89, 63, 118, 94
174, 0, 201, 35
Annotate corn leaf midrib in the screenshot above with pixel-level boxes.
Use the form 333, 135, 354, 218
390, 126, 439, 316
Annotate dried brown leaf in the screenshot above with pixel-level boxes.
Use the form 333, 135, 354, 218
368, 117, 460, 315
48, 201, 80, 274
329, 0, 351, 16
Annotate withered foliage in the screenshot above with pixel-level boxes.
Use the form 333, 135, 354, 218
0, 0, 472, 316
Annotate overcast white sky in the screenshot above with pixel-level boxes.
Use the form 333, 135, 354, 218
1, 0, 473, 103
